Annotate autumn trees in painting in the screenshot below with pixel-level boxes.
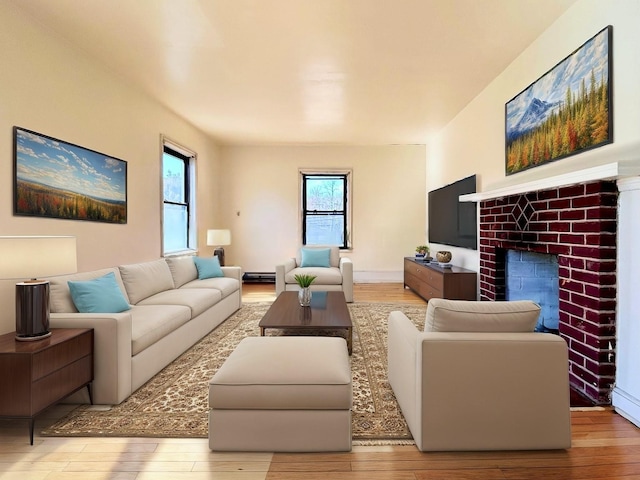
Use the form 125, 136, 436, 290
16, 181, 126, 224
506, 71, 610, 175
505, 26, 612, 175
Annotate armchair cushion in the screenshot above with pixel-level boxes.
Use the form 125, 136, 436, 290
425, 299, 540, 333
285, 267, 343, 285
300, 247, 331, 268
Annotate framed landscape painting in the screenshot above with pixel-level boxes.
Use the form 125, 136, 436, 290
14, 127, 127, 223
505, 26, 612, 175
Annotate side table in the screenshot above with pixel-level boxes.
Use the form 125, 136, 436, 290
0, 328, 94, 444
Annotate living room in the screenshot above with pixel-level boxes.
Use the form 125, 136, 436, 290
2, 0, 640, 476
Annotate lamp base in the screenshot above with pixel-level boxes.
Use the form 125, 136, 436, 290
16, 331, 52, 342
15, 281, 51, 342
213, 247, 226, 266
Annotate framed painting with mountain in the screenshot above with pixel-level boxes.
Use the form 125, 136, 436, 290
13, 127, 127, 223
505, 26, 612, 175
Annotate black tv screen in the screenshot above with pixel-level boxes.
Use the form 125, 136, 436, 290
428, 174, 477, 250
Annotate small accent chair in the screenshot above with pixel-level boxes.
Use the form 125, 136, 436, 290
388, 298, 571, 451
275, 246, 353, 302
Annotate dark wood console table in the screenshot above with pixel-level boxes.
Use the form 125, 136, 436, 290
0, 328, 94, 444
404, 257, 477, 301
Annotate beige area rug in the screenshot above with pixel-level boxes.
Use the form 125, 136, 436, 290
42, 302, 427, 443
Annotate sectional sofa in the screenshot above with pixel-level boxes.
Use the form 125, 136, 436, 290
46, 256, 242, 405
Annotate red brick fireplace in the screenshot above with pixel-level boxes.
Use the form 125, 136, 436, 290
478, 180, 618, 404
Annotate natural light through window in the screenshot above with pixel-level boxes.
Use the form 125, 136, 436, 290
162, 139, 196, 255
301, 170, 351, 249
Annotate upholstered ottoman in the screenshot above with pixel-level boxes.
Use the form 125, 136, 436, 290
208, 336, 352, 452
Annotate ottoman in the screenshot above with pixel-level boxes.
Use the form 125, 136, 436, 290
208, 336, 352, 452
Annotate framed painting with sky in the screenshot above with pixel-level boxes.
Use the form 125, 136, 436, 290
13, 127, 127, 224
505, 26, 612, 175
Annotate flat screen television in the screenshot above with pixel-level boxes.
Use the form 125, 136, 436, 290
428, 174, 477, 250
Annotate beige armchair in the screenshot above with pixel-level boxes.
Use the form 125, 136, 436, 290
388, 298, 571, 451
275, 246, 353, 302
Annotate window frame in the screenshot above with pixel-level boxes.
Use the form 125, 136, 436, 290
300, 169, 352, 250
161, 136, 197, 256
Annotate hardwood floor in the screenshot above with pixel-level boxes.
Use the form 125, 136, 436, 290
242, 282, 428, 305
1, 283, 638, 480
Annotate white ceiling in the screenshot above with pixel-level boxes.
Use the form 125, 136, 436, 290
12, 0, 576, 145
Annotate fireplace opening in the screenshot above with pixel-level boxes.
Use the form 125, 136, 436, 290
505, 250, 559, 334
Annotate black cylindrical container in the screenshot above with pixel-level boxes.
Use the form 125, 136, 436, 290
15, 281, 51, 341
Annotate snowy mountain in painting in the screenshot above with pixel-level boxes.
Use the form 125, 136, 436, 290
507, 97, 562, 142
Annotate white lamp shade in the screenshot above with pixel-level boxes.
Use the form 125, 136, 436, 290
206, 229, 231, 246
0, 236, 78, 280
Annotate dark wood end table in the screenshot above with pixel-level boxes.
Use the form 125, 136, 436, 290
0, 328, 94, 444
258, 291, 353, 354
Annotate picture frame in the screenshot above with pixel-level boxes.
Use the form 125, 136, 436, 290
505, 26, 612, 175
13, 126, 127, 224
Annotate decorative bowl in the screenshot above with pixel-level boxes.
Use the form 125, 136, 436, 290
435, 251, 452, 263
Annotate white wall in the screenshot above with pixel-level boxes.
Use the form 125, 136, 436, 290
219, 145, 426, 281
0, 3, 222, 334
428, 0, 640, 272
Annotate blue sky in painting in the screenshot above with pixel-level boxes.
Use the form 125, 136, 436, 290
506, 27, 609, 135
15, 129, 126, 202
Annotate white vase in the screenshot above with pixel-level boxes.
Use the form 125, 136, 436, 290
298, 287, 312, 307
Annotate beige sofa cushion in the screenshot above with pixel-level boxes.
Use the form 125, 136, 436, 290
165, 256, 198, 288
182, 277, 239, 297
136, 288, 222, 318
210, 337, 351, 410
129, 305, 192, 355
119, 259, 175, 304
47, 267, 129, 313
425, 298, 540, 333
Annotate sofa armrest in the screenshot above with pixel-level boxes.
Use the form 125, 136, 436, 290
221, 265, 243, 303
50, 312, 133, 405
275, 258, 296, 295
221, 266, 242, 282
387, 311, 422, 445
339, 257, 353, 302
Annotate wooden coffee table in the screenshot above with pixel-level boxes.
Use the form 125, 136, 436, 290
259, 291, 353, 354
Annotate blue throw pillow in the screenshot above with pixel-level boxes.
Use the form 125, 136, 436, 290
300, 248, 331, 268
68, 272, 131, 313
193, 256, 224, 279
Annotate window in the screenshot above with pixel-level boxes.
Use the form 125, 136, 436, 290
301, 171, 351, 249
162, 139, 196, 255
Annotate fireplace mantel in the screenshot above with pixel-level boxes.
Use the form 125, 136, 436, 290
460, 142, 640, 203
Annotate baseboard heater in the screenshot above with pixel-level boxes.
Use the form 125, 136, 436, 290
242, 272, 276, 284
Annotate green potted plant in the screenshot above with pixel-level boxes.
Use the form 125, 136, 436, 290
294, 274, 316, 306
415, 245, 430, 257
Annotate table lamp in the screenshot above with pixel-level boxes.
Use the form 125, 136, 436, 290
206, 229, 231, 266
0, 236, 77, 341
